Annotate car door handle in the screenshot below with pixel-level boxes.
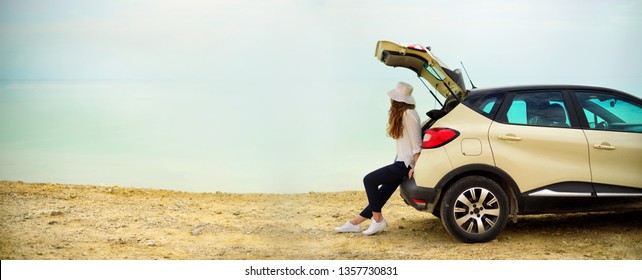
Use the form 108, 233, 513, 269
593, 142, 616, 150
497, 134, 522, 141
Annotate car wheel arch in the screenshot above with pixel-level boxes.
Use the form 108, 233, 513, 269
433, 164, 523, 221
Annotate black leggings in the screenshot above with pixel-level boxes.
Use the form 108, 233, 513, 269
359, 161, 410, 219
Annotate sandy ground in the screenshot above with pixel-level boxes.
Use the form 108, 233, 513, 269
1, 180, 641, 260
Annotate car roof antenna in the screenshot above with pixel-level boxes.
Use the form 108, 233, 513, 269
418, 76, 444, 107
460, 61, 477, 89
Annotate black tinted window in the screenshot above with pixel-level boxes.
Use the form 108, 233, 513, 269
462, 92, 504, 119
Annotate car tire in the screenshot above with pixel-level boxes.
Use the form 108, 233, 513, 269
440, 176, 509, 243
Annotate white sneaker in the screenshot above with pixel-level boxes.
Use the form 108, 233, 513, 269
363, 219, 387, 235
335, 221, 361, 233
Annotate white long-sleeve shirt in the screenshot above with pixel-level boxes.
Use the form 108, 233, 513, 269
395, 109, 422, 168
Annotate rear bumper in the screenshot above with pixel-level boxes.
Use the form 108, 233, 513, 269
399, 178, 439, 212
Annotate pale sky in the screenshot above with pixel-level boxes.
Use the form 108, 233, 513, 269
1, 0, 642, 192
1, 0, 641, 94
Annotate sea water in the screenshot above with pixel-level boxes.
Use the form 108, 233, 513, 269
1, 79, 430, 194
5, 79, 638, 194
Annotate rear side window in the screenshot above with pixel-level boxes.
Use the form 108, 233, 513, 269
461, 92, 504, 119
576, 91, 642, 132
500, 91, 571, 127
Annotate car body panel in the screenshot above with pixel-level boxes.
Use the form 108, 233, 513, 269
584, 130, 642, 190
441, 106, 496, 168
488, 121, 592, 193
413, 105, 495, 190
570, 89, 642, 190
413, 146, 453, 193
374, 40, 467, 100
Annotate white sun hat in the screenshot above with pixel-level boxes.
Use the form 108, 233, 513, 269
387, 82, 415, 105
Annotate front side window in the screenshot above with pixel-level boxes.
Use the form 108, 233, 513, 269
502, 91, 570, 127
576, 91, 642, 132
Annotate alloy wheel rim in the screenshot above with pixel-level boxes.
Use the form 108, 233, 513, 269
453, 187, 501, 234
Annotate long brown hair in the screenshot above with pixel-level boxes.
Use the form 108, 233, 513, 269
387, 99, 415, 139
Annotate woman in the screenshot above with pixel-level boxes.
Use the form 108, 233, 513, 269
336, 82, 422, 235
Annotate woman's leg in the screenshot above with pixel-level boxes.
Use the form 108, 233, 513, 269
337, 162, 407, 232
358, 182, 400, 221
349, 215, 367, 225
359, 162, 408, 219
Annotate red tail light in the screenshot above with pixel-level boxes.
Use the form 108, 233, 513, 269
407, 44, 428, 53
422, 128, 459, 149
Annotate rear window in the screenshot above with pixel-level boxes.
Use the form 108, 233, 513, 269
461, 92, 505, 119
501, 91, 570, 127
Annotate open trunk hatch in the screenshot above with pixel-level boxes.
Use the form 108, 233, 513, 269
374, 40, 468, 100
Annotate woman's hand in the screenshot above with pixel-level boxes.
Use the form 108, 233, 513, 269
409, 153, 420, 179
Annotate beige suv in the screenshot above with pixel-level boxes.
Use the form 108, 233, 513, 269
375, 41, 642, 243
